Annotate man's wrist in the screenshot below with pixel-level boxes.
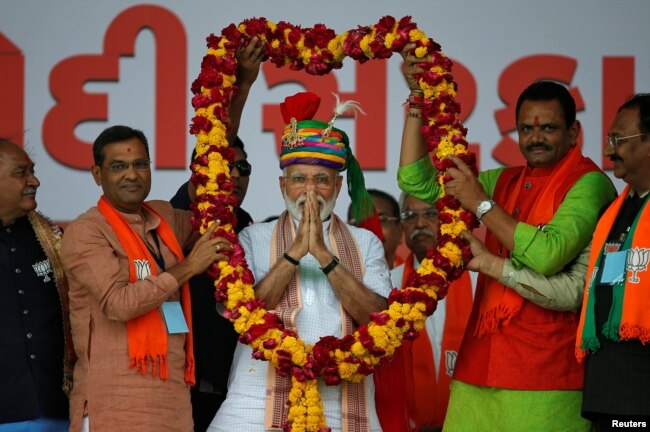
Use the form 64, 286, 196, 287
283, 252, 300, 266
320, 256, 340, 275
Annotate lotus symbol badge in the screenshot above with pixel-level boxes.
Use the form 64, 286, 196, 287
627, 248, 650, 284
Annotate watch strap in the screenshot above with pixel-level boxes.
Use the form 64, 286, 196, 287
320, 256, 340, 275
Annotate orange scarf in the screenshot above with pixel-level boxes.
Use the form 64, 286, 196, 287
576, 185, 650, 360
477, 145, 599, 336
374, 254, 473, 430
97, 196, 195, 384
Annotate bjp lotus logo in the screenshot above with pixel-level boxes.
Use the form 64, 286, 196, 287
445, 350, 458, 377
627, 248, 650, 284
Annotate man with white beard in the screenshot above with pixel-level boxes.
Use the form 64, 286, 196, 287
210, 92, 392, 432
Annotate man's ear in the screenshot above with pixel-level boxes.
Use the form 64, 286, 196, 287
569, 120, 581, 145
91, 165, 102, 186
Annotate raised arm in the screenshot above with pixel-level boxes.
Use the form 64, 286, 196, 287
399, 44, 430, 167
226, 36, 265, 144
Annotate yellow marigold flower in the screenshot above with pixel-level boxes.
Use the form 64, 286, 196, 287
414, 46, 428, 58
223, 74, 236, 87
271, 39, 280, 49
351, 341, 367, 357
327, 38, 344, 61
384, 32, 395, 49
359, 36, 371, 57
338, 362, 358, 379
296, 36, 305, 50
409, 29, 427, 43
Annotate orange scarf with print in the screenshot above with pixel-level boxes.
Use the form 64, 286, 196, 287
98, 196, 195, 384
374, 254, 473, 431
477, 145, 599, 336
576, 185, 650, 360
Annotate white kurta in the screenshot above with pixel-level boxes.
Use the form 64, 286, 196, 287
210, 216, 392, 432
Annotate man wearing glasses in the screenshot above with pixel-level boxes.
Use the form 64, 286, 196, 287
385, 192, 473, 432
577, 94, 650, 429
398, 74, 616, 430
60, 125, 233, 432
210, 91, 391, 432
170, 136, 253, 432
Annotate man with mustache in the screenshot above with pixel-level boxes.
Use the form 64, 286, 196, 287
0, 139, 74, 431
576, 94, 650, 429
398, 72, 616, 430
210, 92, 392, 432
378, 192, 473, 432
60, 125, 232, 432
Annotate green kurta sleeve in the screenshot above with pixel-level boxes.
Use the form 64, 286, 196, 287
511, 171, 616, 274
397, 155, 504, 205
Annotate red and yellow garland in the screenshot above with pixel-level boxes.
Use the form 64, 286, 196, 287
190, 16, 477, 432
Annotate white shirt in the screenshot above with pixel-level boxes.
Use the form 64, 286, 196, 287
210, 216, 392, 431
391, 256, 446, 379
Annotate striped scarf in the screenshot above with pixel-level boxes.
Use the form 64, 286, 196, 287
264, 211, 369, 432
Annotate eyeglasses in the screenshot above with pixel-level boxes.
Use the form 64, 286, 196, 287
349, 215, 399, 226
104, 159, 151, 174
606, 132, 650, 148
378, 215, 399, 226
285, 174, 335, 189
228, 160, 252, 177
400, 208, 439, 223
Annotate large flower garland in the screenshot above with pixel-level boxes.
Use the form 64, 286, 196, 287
190, 16, 477, 432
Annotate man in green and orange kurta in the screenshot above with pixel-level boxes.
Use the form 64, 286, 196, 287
398, 76, 616, 431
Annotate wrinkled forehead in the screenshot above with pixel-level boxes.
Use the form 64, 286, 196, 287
285, 164, 337, 178
403, 194, 432, 211
0, 143, 32, 168
610, 107, 641, 135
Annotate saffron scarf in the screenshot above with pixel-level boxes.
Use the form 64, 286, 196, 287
477, 145, 599, 336
576, 185, 650, 360
373, 254, 473, 431
264, 211, 369, 432
97, 196, 195, 384
402, 253, 472, 429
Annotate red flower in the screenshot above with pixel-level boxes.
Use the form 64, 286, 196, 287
189, 116, 212, 134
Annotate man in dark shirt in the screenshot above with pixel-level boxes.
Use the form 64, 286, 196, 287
577, 93, 650, 430
171, 139, 253, 431
0, 138, 73, 431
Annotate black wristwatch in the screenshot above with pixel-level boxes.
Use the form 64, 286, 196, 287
320, 256, 340, 275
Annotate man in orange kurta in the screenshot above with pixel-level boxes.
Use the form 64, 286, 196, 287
61, 126, 231, 431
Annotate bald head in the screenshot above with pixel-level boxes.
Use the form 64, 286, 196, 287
0, 139, 41, 225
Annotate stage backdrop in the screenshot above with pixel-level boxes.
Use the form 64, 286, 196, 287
1, 0, 649, 223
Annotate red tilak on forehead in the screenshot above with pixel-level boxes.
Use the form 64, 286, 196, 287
127, 148, 131, 152
534, 116, 540, 127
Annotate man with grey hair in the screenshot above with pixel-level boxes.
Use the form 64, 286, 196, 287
0, 138, 73, 431
387, 192, 473, 431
